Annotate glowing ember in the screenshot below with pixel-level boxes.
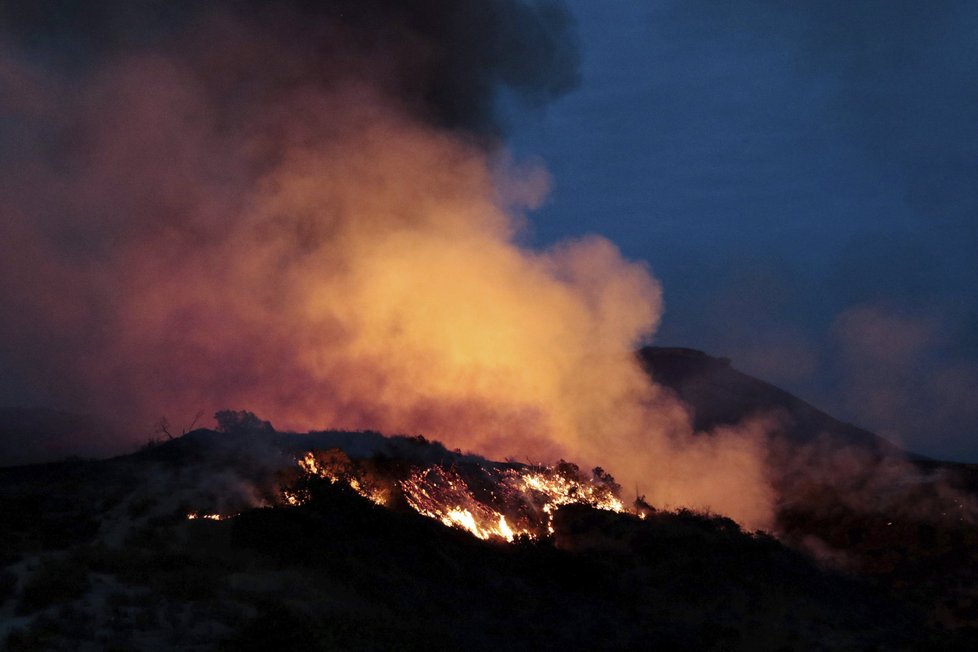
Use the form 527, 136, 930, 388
186, 512, 235, 521
283, 490, 307, 507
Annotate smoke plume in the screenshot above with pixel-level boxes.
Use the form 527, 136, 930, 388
0, 1, 773, 527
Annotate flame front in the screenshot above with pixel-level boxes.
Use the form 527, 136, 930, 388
398, 466, 532, 541
186, 512, 235, 521
296, 450, 389, 506
289, 449, 627, 542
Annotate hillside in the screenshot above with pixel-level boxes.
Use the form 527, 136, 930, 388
643, 346, 978, 634
0, 428, 925, 650
1, 351, 978, 648
639, 347, 898, 454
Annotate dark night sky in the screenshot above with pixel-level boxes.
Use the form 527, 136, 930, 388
504, 1, 978, 460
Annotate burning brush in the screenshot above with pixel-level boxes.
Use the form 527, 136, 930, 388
280, 449, 629, 542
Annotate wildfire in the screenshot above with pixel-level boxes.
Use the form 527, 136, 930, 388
398, 465, 533, 541
296, 450, 389, 506
186, 512, 235, 521
288, 448, 628, 542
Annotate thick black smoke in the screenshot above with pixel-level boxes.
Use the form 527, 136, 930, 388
0, 0, 579, 135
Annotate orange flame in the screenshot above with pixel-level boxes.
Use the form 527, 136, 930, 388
290, 449, 627, 541
186, 512, 235, 521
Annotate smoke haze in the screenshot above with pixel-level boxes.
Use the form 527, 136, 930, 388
0, 1, 776, 527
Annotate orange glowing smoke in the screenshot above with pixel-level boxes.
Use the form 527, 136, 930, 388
1, 73, 773, 528
131, 100, 769, 526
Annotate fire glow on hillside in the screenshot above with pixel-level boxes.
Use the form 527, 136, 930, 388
282, 449, 628, 542
187, 512, 234, 521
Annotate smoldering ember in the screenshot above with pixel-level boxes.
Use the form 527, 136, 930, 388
2, 1, 978, 650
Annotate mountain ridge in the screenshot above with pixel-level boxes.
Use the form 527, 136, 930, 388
639, 346, 905, 457
0, 346, 916, 470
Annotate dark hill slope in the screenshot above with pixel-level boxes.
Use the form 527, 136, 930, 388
0, 429, 928, 650
638, 348, 978, 633
639, 347, 900, 455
